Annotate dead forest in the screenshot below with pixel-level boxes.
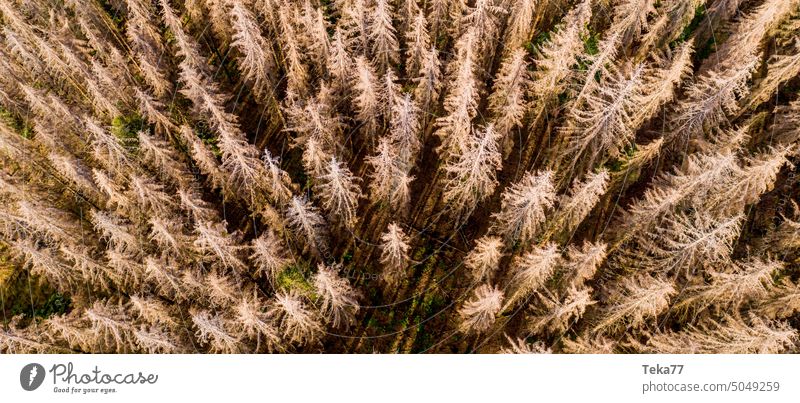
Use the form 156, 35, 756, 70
0, 0, 800, 353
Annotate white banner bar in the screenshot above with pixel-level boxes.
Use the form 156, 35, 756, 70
0, 354, 795, 402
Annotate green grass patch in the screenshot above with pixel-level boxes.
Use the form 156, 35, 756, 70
605, 143, 639, 173
34, 292, 71, 318
193, 122, 222, 157
96, 0, 125, 28
524, 30, 552, 58
341, 250, 353, 264
605, 157, 625, 173
582, 31, 600, 56
575, 30, 600, 78
276, 263, 315, 296
111, 113, 145, 148
0, 107, 33, 139
696, 36, 718, 61
671, 4, 707, 48
2, 269, 71, 324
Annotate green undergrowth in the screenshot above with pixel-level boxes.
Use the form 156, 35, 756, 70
111, 113, 145, 147
582, 30, 600, 56
1, 266, 71, 325
0, 107, 33, 139
671, 4, 706, 48
193, 122, 222, 157
605, 144, 638, 173
276, 262, 315, 296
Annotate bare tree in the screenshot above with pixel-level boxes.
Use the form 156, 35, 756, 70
442, 124, 503, 222
706, 146, 793, 216
231, 292, 283, 352
91, 210, 140, 255
562, 63, 646, 168
488, 48, 531, 150
458, 284, 504, 334
369, 0, 399, 70
316, 156, 362, 228
640, 315, 797, 354
670, 53, 759, 144
547, 169, 609, 238
636, 212, 743, 276
413, 45, 442, 111
491, 170, 555, 244
268, 290, 323, 345
635, 42, 694, 127
593, 275, 675, 334
746, 41, 800, 110
379, 222, 411, 287
229, 1, 276, 99
435, 29, 479, 157
285, 195, 328, 256
192, 220, 247, 271
250, 231, 290, 285
528, 0, 592, 106
675, 259, 780, 317
504, 243, 560, 310
463, 236, 504, 282
352, 56, 382, 133
366, 138, 413, 211
405, 11, 430, 77
529, 287, 594, 335
503, 0, 538, 50
313, 264, 360, 328
389, 93, 421, 167
498, 334, 552, 353
191, 308, 240, 353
